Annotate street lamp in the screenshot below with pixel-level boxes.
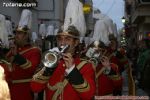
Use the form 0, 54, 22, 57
121, 17, 126, 24
121, 16, 127, 46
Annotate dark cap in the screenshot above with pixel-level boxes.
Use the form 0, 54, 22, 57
15, 25, 30, 34
57, 25, 80, 39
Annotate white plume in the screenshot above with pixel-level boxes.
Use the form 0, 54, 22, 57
64, 0, 86, 36
46, 25, 54, 36
39, 23, 46, 37
18, 9, 32, 29
0, 14, 9, 48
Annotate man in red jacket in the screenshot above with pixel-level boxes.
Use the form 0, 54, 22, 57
31, 25, 96, 100
108, 34, 130, 95
6, 25, 41, 100
86, 40, 122, 96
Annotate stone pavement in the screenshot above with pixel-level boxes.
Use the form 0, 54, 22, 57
122, 70, 149, 97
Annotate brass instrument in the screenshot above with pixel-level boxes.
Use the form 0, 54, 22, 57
85, 41, 113, 66
42, 45, 70, 68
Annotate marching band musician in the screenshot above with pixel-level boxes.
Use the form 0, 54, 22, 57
85, 40, 122, 96
0, 15, 13, 87
0, 41, 11, 84
31, 25, 96, 100
107, 34, 129, 95
6, 9, 41, 100
0, 14, 9, 49
108, 34, 129, 74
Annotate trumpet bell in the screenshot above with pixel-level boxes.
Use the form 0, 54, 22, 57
42, 51, 58, 68
41, 45, 70, 68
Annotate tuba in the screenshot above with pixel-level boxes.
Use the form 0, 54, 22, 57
42, 45, 70, 68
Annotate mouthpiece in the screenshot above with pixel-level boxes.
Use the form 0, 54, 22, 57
60, 45, 70, 53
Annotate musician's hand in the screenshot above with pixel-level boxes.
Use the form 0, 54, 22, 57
10, 45, 17, 56
100, 56, 110, 67
62, 53, 74, 69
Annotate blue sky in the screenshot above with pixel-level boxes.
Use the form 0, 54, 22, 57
93, 0, 124, 30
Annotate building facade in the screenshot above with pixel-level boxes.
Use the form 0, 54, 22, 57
124, 0, 150, 45
0, 0, 93, 35
0, 0, 68, 33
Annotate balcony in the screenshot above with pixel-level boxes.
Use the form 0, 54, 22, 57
131, 0, 150, 23
137, 0, 150, 5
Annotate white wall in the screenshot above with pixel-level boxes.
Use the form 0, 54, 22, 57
37, 0, 64, 27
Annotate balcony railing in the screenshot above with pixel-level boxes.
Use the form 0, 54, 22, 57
137, 0, 150, 5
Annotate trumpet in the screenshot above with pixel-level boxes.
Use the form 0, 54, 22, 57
42, 45, 70, 68
85, 41, 113, 66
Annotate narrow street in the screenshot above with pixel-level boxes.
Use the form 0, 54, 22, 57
0, 0, 150, 100
122, 70, 149, 96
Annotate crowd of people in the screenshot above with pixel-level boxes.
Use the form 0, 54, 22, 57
128, 38, 150, 94
0, 23, 134, 100
0, 8, 150, 100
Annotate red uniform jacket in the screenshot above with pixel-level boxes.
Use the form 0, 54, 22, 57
6, 45, 41, 100
31, 57, 96, 100
108, 48, 129, 74
108, 48, 128, 92
96, 63, 122, 96
109, 56, 123, 91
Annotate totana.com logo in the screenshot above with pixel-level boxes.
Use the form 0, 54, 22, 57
3, 2, 37, 7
